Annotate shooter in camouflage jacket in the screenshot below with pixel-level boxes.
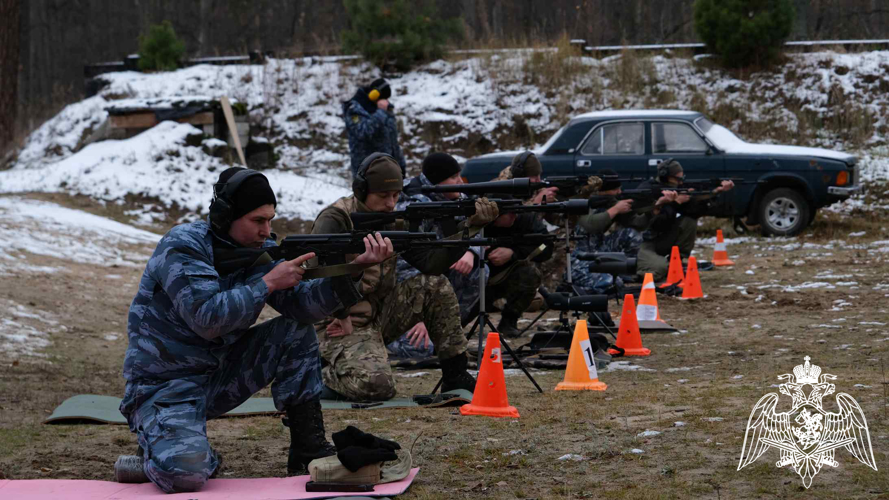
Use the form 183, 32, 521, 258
119, 168, 390, 492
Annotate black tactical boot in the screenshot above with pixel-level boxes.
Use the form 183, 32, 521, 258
496, 312, 522, 338
440, 352, 477, 393
285, 398, 336, 475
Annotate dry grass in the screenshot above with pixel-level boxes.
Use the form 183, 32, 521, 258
1, 193, 888, 498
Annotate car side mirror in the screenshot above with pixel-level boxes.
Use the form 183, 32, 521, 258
706, 146, 714, 156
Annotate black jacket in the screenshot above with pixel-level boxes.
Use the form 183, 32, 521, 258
637, 179, 714, 236
480, 213, 554, 276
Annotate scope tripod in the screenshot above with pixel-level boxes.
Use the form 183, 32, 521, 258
518, 216, 619, 341
431, 226, 543, 394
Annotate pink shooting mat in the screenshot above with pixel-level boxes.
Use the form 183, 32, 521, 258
0, 468, 418, 499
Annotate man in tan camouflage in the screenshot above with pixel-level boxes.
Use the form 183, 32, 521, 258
311, 153, 500, 401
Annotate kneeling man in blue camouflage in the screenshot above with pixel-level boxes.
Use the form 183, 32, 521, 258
119, 167, 393, 493
312, 153, 499, 401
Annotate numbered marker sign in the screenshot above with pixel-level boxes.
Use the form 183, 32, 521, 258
579, 339, 599, 380
636, 304, 657, 321
491, 347, 502, 364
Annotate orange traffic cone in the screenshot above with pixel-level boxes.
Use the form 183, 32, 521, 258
608, 295, 651, 357
460, 332, 520, 418
712, 230, 735, 266
680, 256, 704, 299
555, 320, 607, 391
637, 273, 662, 321
660, 246, 684, 288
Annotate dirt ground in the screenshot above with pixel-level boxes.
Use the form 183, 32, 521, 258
1, 192, 888, 499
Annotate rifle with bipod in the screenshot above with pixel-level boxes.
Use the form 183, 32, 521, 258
213, 230, 561, 277
350, 198, 590, 230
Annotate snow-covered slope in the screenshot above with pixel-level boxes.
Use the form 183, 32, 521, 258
3, 50, 888, 223
1, 122, 351, 220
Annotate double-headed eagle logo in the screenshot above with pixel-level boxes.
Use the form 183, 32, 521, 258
738, 357, 877, 488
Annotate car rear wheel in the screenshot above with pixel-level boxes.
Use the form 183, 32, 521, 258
759, 188, 810, 236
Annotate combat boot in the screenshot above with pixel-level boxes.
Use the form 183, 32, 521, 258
285, 398, 336, 475
440, 352, 476, 393
496, 312, 522, 338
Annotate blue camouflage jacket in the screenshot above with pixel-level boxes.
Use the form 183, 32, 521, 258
122, 220, 356, 388
343, 95, 406, 177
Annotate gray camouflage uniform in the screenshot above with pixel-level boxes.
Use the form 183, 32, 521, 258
568, 203, 650, 294
120, 220, 360, 493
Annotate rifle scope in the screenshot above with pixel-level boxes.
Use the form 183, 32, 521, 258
575, 252, 637, 275
538, 287, 608, 313
421, 178, 534, 196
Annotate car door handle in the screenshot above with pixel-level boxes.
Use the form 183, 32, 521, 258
648, 159, 662, 166
576, 160, 591, 167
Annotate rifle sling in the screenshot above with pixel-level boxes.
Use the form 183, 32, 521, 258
303, 261, 378, 279
488, 244, 546, 286
243, 250, 378, 279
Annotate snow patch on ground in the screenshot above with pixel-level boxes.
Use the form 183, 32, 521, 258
0, 299, 59, 358
0, 197, 159, 270
603, 360, 656, 372
0, 122, 350, 221
5, 51, 889, 222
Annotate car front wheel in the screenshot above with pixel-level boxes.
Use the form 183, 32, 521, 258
759, 188, 810, 236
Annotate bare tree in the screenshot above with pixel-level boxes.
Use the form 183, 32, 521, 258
0, 0, 21, 154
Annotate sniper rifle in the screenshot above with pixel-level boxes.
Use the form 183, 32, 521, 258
213, 230, 560, 277
351, 198, 590, 230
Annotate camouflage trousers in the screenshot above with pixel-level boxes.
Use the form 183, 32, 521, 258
487, 260, 542, 317
637, 216, 697, 282
387, 265, 486, 359
121, 316, 322, 493
320, 274, 467, 401
569, 227, 643, 295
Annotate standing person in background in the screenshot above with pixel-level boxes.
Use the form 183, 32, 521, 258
343, 78, 407, 178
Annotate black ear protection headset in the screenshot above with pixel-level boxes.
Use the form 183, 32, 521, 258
367, 81, 391, 102
656, 158, 677, 181
352, 152, 398, 201
209, 167, 264, 233
510, 150, 535, 177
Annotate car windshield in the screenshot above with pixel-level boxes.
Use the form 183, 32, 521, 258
694, 116, 714, 133
536, 125, 565, 153
696, 117, 747, 151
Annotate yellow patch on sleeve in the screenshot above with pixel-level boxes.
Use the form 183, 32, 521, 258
351, 115, 361, 124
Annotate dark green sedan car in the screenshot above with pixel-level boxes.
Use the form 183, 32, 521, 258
461, 110, 860, 236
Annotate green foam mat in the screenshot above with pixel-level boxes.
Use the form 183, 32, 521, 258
44, 390, 473, 425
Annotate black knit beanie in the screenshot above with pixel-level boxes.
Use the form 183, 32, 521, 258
216, 167, 277, 220
422, 152, 462, 185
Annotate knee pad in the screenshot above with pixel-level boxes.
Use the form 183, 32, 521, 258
354, 372, 397, 401
147, 450, 213, 493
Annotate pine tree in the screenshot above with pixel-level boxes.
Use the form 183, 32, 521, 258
138, 21, 186, 72
342, 0, 463, 71
694, 0, 795, 68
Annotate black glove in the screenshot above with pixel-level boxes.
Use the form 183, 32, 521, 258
336, 446, 398, 472
332, 425, 401, 451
